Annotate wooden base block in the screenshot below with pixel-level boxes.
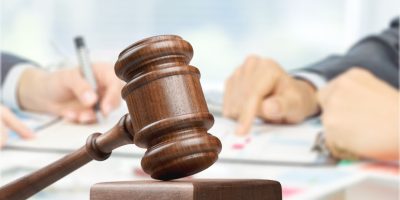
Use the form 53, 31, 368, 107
90, 179, 281, 200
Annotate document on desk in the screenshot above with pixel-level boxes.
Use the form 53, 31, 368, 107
204, 87, 328, 165
7, 116, 326, 166
6, 89, 329, 165
210, 117, 325, 165
5, 105, 144, 156
6, 111, 60, 140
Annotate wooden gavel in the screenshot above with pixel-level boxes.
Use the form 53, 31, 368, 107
0, 35, 222, 200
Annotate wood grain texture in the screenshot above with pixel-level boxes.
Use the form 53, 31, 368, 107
0, 35, 222, 200
90, 179, 282, 200
115, 35, 222, 180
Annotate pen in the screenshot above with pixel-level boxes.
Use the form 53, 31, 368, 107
312, 131, 331, 156
74, 36, 101, 120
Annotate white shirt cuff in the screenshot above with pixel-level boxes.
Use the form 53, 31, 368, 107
2, 64, 35, 111
291, 71, 327, 90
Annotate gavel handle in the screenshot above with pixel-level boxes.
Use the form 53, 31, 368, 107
0, 146, 93, 200
0, 114, 134, 200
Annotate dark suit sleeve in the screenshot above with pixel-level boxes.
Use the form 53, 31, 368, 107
1, 52, 36, 85
302, 17, 399, 89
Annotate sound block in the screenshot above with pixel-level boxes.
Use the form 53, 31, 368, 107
90, 179, 282, 200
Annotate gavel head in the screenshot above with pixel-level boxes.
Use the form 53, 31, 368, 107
114, 35, 222, 180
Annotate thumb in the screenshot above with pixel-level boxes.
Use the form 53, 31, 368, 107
68, 71, 98, 107
259, 95, 289, 122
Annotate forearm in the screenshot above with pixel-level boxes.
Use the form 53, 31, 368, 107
302, 18, 399, 88
303, 38, 398, 88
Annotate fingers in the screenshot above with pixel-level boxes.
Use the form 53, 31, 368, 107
1, 106, 35, 139
62, 107, 97, 124
58, 69, 99, 123
223, 68, 241, 118
236, 97, 260, 136
223, 55, 265, 119
223, 55, 286, 135
259, 96, 286, 123
99, 82, 123, 116
67, 70, 98, 107
93, 63, 123, 116
54, 64, 122, 123
259, 88, 309, 124
259, 94, 299, 123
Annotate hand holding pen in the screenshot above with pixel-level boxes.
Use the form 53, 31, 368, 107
74, 36, 102, 121
17, 39, 123, 124
70, 36, 124, 122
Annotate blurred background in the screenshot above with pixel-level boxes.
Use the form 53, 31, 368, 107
1, 1, 399, 199
1, 0, 398, 82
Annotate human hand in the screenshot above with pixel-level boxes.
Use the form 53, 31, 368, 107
0, 104, 35, 148
223, 55, 319, 135
318, 68, 399, 161
18, 63, 124, 123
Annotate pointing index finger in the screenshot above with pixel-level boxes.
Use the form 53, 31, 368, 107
235, 96, 259, 136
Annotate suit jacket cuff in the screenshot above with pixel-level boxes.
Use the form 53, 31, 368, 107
1, 64, 36, 111
291, 71, 328, 90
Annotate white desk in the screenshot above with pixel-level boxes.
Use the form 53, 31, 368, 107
1, 145, 398, 200
1, 98, 398, 199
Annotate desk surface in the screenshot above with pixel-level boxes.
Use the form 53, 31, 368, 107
1, 149, 398, 200
6, 109, 326, 165
1, 90, 399, 200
